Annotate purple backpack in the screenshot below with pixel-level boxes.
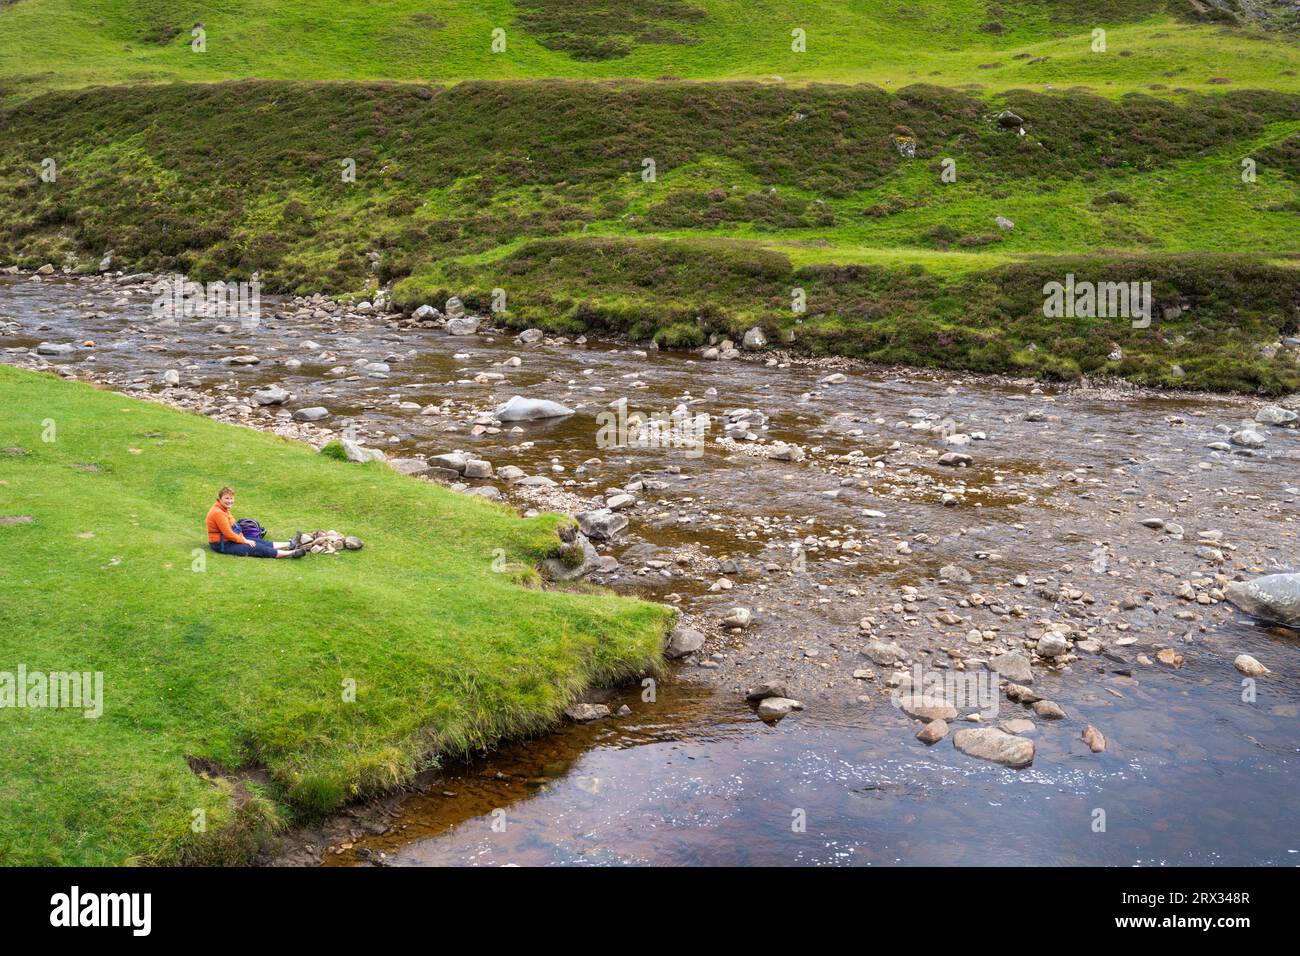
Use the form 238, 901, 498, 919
234, 518, 267, 542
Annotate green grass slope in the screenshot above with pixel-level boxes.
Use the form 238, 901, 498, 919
2, 79, 1296, 390
0, 365, 672, 864
2, 80, 1296, 283
1, 0, 1298, 99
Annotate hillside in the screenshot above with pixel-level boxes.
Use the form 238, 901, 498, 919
1, 1, 1298, 391
1, 0, 1298, 98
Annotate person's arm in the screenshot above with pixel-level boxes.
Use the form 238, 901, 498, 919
215, 509, 250, 545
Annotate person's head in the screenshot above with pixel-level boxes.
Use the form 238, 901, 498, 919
218, 486, 235, 508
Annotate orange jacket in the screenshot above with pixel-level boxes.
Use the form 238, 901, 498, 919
206, 500, 249, 545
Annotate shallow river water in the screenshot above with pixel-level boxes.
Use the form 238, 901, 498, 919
3, 273, 1298, 866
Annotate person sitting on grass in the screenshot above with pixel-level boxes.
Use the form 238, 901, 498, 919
206, 486, 306, 559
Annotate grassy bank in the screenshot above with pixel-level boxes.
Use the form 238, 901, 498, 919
394, 237, 1300, 393
1, 1, 1298, 99
0, 365, 672, 865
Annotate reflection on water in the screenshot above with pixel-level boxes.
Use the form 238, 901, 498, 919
328, 654, 1299, 866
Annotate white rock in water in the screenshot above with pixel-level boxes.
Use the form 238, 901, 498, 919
756, 697, 802, 720
294, 407, 329, 422
445, 316, 479, 335
767, 442, 805, 462
953, 727, 1034, 767
36, 342, 75, 356
1036, 633, 1069, 658
1225, 573, 1300, 626
564, 703, 610, 722
495, 395, 575, 421
1255, 405, 1298, 426
1230, 428, 1266, 448
253, 386, 290, 405
1233, 654, 1270, 677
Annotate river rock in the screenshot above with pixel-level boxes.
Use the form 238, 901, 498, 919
939, 564, 972, 584
564, 703, 610, 722
665, 625, 705, 659
742, 327, 767, 350
1255, 405, 1297, 426
542, 532, 599, 582
746, 680, 789, 701
1036, 633, 1069, 658
1225, 573, 1300, 626
722, 607, 753, 629
767, 443, 805, 462
444, 296, 465, 317
988, 651, 1033, 682
1079, 725, 1106, 753
294, 407, 329, 422
445, 316, 479, 335
517, 328, 544, 345
1005, 683, 1041, 703
896, 696, 957, 722
756, 696, 802, 720
1233, 654, 1270, 677
1032, 699, 1066, 719
938, 452, 972, 467
340, 439, 385, 464
864, 641, 905, 666
463, 459, 493, 479
36, 342, 75, 356
428, 452, 468, 474
387, 458, 433, 476
916, 719, 949, 744
577, 508, 628, 540
496, 395, 575, 421
253, 386, 291, 406
953, 728, 1035, 767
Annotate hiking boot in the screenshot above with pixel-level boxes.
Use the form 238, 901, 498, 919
290, 548, 308, 559
289, 531, 303, 549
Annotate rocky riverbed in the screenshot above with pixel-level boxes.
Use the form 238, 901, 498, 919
3, 269, 1298, 866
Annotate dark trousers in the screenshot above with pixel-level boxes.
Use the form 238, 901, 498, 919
211, 539, 277, 558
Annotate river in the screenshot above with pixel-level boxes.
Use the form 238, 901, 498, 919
3, 272, 1297, 866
